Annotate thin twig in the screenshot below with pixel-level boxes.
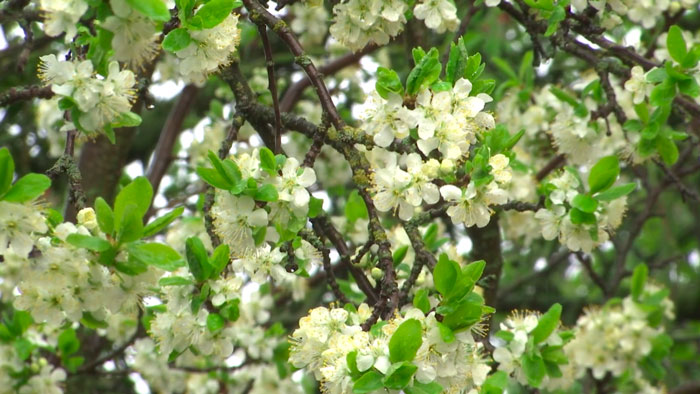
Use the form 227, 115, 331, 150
255, 24, 283, 153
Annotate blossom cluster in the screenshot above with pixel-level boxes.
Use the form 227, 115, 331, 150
289, 304, 491, 393
329, 0, 407, 51
534, 170, 628, 252
38, 55, 137, 135
493, 283, 674, 392
173, 14, 242, 84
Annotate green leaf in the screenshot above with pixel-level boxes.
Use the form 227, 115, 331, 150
220, 299, 240, 321
197, 167, 233, 189
345, 190, 368, 223
353, 370, 384, 393
482, 371, 508, 394
58, 328, 80, 356
412, 289, 430, 314
383, 362, 418, 390
159, 276, 194, 286
189, 0, 237, 29
544, 5, 565, 37
437, 321, 455, 343
128, 242, 185, 271
389, 319, 423, 363
445, 37, 469, 84
667, 25, 688, 64
111, 112, 142, 128
405, 381, 444, 394
462, 260, 486, 283
406, 48, 441, 95
186, 236, 210, 281
125, 0, 171, 22
254, 184, 279, 202
376, 67, 404, 98
631, 263, 648, 300
393, 245, 409, 265
522, 353, 546, 387
2, 173, 51, 203
531, 303, 562, 344
308, 196, 323, 218
0, 147, 14, 196
260, 147, 277, 175
114, 177, 152, 234
80, 312, 109, 329
646, 68, 667, 83
162, 27, 191, 52
66, 234, 112, 252
595, 183, 636, 201
433, 254, 458, 296
206, 313, 225, 332
571, 193, 599, 213
209, 243, 230, 278
94, 197, 114, 235
143, 206, 184, 238
657, 136, 679, 165
117, 203, 144, 243
588, 155, 620, 194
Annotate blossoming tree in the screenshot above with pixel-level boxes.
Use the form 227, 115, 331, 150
1, 0, 699, 392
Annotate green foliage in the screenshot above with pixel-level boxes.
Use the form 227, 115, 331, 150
388, 319, 423, 363
162, 28, 192, 52
125, 0, 171, 21
376, 67, 404, 98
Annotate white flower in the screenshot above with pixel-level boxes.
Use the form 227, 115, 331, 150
102, 0, 159, 69
440, 183, 492, 228
485, 0, 500, 6
624, 66, 652, 105
372, 165, 415, 220
76, 208, 98, 230
489, 154, 512, 184
39, 0, 88, 42
19, 364, 66, 394
534, 205, 566, 240
211, 193, 268, 255
275, 157, 317, 213
360, 92, 417, 147
329, 0, 407, 51
175, 13, 241, 84
0, 201, 47, 257
235, 244, 289, 283
414, 0, 459, 33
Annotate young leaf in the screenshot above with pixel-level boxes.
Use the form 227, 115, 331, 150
433, 254, 458, 296
571, 194, 599, 213
522, 353, 546, 388
353, 370, 384, 393
128, 242, 185, 271
0, 147, 14, 196
406, 48, 441, 95
445, 37, 469, 84
125, 0, 171, 22
345, 190, 368, 223
412, 288, 430, 314
162, 28, 191, 52
2, 173, 51, 203
657, 136, 679, 165
389, 319, 423, 363
594, 183, 636, 201
588, 155, 620, 194
383, 362, 418, 390
209, 243, 230, 278
206, 313, 225, 332
531, 303, 562, 344
66, 234, 112, 252
376, 67, 404, 98
197, 167, 233, 189
405, 381, 443, 394
667, 25, 688, 65
95, 197, 114, 235
159, 276, 194, 286
142, 206, 184, 238
631, 263, 648, 300
113, 177, 153, 234
186, 236, 211, 282
259, 147, 277, 175
188, 0, 236, 29
254, 184, 279, 202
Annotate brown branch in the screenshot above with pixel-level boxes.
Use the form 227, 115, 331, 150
255, 24, 283, 153
146, 84, 199, 214
536, 154, 566, 181
0, 85, 53, 107
576, 251, 608, 296
279, 44, 378, 113
302, 227, 351, 305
